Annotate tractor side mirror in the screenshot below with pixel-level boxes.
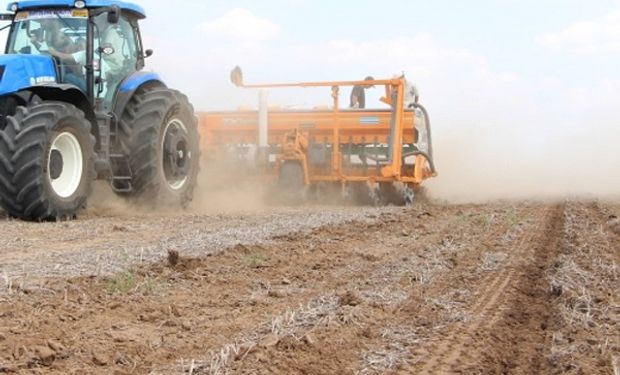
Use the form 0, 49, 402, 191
98, 45, 115, 55
144, 49, 153, 58
107, 5, 120, 24
230, 66, 243, 87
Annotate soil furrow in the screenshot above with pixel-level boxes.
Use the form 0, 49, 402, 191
546, 202, 619, 374
413, 206, 557, 374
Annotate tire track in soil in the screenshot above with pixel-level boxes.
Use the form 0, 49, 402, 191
419, 269, 518, 373
414, 205, 562, 374
344, 205, 544, 375
419, 209, 540, 374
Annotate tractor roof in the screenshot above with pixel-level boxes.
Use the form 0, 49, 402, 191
7, 1, 146, 19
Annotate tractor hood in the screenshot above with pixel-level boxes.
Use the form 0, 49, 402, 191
0, 54, 57, 96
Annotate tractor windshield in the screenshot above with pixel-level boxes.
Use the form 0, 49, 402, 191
6, 9, 89, 91
4, 8, 140, 101
6, 9, 88, 55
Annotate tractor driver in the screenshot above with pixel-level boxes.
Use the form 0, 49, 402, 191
27, 28, 48, 53
45, 15, 130, 99
20, 19, 66, 55
31, 19, 88, 92
47, 32, 122, 98
48, 40, 107, 93
47, 19, 123, 96
40, 19, 75, 53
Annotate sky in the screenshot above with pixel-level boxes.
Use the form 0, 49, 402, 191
1, 0, 619, 200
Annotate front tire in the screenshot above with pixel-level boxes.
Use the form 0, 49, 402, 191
118, 88, 200, 206
0, 102, 95, 221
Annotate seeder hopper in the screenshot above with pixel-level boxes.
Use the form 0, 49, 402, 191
199, 68, 437, 205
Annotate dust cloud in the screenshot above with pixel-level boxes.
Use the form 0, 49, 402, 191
190, 163, 270, 214
426, 121, 620, 203
84, 111, 618, 214
85, 92, 619, 213
86, 156, 271, 217
86, 181, 151, 217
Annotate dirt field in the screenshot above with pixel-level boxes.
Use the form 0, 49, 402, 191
0, 200, 618, 374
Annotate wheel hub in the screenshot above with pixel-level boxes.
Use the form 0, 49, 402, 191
162, 120, 191, 190
49, 149, 64, 180
166, 135, 189, 175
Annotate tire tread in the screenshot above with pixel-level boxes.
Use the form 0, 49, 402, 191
116, 88, 199, 205
0, 101, 95, 221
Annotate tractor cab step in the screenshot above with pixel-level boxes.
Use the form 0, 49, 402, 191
108, 154, 133, 193
110, 176, 132, 193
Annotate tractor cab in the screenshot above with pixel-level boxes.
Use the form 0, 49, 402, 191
1, 1, 148, 110
0, 1, 200, 222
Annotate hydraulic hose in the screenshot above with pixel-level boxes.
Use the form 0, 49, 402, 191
360, 101, 436, 174
360, 149, 436, 175
402, 150, 437, 175
409, 102, 433, 160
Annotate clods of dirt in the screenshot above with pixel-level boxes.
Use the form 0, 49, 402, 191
339, 290, 363, 306
607, 215, 620, 235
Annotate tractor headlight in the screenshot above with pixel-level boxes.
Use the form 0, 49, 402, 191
74, 1, 86, 8
10, 3, 18, 12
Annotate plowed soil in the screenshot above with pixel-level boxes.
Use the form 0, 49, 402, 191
0, 201, 618, 375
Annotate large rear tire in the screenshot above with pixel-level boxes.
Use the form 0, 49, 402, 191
0, 102, 95, 221
117, 88, 200, 206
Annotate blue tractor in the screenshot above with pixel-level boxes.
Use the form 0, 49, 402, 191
0, 1, 200, 221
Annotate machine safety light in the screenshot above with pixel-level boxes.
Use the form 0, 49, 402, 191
10, 3, 18, 12
74, 1, 86, 8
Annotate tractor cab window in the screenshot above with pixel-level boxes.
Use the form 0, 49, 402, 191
6, 10, 88, 91
92, 12, 139, 109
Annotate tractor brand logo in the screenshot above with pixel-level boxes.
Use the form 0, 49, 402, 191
30, 76, 55, 86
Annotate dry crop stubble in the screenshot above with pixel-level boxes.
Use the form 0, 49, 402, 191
0, 201, 618, 375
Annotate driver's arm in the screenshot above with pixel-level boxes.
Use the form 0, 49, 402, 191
48, 47, 77, 63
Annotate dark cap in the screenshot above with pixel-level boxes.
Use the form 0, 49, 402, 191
364, 76, 375, 88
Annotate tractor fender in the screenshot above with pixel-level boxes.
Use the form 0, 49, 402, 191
113, 71, 166, 118
27, 84, 98, 141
